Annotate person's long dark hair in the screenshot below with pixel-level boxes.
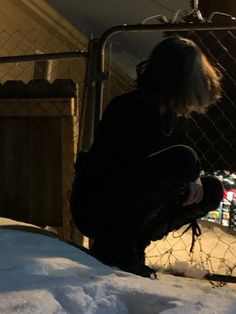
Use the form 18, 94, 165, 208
136, 36, 222, 117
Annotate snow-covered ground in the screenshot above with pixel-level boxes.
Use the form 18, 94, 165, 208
0, 219, 236, 314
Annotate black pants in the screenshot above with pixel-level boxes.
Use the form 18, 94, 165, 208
71, 145, 224, 267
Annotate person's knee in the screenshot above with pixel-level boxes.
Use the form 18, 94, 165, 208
148, 145, 200, 172
202, 176, 224, 210
172, 145, 199, 165
171, 145, 200, 182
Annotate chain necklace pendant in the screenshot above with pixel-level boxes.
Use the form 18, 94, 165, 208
161, 112, 177, 137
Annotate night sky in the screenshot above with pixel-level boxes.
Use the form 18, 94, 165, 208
45, 0, 190, 37
45, 0, 190, 76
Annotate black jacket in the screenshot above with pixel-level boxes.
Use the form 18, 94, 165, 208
71, 89, 187, 236
86, 89, 187, 177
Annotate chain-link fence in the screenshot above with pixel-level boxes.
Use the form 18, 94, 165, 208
184, 30, 236, 172
0, 29, 87, 96
99, 22, 236, 282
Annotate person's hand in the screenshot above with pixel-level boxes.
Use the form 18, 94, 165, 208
183, 177, 203, 206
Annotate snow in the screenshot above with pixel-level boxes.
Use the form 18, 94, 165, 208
0, 220, 236, 314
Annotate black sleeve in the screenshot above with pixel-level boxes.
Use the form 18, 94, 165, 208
88, 94, 140, 172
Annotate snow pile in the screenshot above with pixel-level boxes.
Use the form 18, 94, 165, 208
0, 225, 236, 313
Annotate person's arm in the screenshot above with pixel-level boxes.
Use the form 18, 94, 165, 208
89, 93, 140, 173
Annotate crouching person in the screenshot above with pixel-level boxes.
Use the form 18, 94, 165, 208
70, 36, 223, 278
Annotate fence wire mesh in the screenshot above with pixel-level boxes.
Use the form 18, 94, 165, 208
184, 30, 236, 172
0, 27, 87, 96
145, 221, 236, 281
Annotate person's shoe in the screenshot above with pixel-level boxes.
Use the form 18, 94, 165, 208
90, 240, 113, 265
90, 240, 157, 278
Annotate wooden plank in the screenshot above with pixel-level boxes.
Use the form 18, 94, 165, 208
0, 98, 77, 117
0, 98, 79, 228
0, 118, 29, 221
27, 117, 62, 226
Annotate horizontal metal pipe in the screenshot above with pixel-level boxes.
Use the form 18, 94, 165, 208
0, 50, 88, 64
99, 22, 236, 49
